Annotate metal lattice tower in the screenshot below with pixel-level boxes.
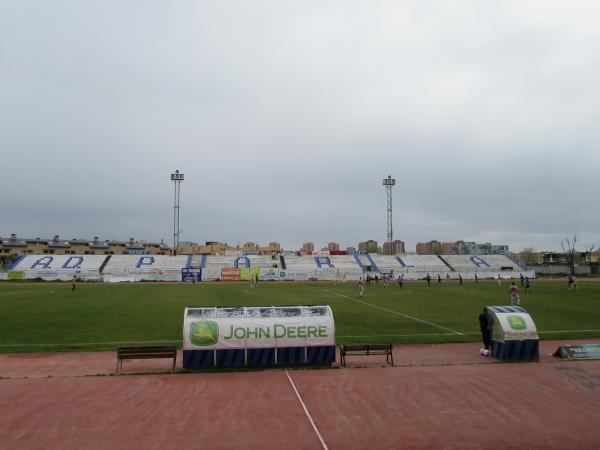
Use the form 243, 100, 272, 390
382, 175, 395, 244
171, 170, 184, 255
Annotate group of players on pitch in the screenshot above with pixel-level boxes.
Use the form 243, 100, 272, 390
356, 271, 537, 306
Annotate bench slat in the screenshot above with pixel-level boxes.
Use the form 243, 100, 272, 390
340, 344, 393, 367
116, 346, 177, 373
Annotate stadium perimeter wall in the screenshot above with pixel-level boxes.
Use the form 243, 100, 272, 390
528, 265, 591, 276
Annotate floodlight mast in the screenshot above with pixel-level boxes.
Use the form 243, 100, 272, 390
170, 170, 184, 255
382, 175, 395, 244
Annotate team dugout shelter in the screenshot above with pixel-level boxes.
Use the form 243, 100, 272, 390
183, 305, 336, 369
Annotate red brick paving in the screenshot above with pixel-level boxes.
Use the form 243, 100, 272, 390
1, 341, 599, 450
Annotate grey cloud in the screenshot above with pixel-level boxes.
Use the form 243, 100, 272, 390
1, 1, 599, 252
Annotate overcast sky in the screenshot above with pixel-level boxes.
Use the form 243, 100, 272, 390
1, 1, 599, 252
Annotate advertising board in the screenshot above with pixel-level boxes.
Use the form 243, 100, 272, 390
240, 268, 260, 281
554, 344, 600, 360
221, 268, 241, 281
492, 312, 538, 342
260, 268, 279, 281
183, 306, 335, 350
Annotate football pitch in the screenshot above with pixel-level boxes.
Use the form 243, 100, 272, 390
0, 279, 599, 353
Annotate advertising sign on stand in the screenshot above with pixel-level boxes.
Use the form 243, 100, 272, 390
240, 268, 260, 281
485, 306, 539, 361
183, 305, 336, 369
221, 268, 241, 281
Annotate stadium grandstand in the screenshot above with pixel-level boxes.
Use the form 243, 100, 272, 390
102, 255, 191, 282
2, 251, 532, 282
395, 255, 450, 274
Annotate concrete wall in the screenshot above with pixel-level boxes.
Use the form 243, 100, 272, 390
529, 265, 591, 276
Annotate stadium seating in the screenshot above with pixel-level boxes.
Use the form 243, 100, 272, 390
202, 255, 238, 270
440, 255, 522, 272
9, 255, 108, 280
477, 255, 523, 271
246, 255, 280, 269
395, 255, 449, 273
4, 251, 531, 282
369, 255, 403, 273
329, 255, 361, 270
101, 255, 190, 281
354, 254, 374, 269
283, 256, 318, 269
102, 255, 190, 273
11, 254, 107, 271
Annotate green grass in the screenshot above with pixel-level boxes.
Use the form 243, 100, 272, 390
0, 280, 598, 353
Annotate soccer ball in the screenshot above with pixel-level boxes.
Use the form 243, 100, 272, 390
480, 348, 490, 356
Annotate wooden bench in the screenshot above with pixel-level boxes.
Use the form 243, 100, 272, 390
339, 344, 394, 367
116, 346, 177, 373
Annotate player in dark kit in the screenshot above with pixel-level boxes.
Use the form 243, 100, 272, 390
479, 310, 492, 356
524, 276, 532, 292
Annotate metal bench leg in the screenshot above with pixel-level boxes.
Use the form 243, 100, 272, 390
172, 354, 176, 372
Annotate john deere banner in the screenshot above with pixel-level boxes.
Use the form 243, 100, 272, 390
183, 306, 335, 350
489, 310, 538, 342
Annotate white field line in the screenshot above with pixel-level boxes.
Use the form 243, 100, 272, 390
339, 332, 458, 338
0, 290, 53, 296
242, 289, 258, 295
324, 289, 463, 336
537, 330, 600, 334
285, 370, 328, 450
339, 330, 600, 338
0, 340, 181, 348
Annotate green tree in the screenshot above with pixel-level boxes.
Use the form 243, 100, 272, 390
518, 248, 538, 267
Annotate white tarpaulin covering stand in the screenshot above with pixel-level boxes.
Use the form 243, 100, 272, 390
183, 305, 336, 369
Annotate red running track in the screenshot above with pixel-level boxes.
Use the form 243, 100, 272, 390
1, 341, 599, 450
